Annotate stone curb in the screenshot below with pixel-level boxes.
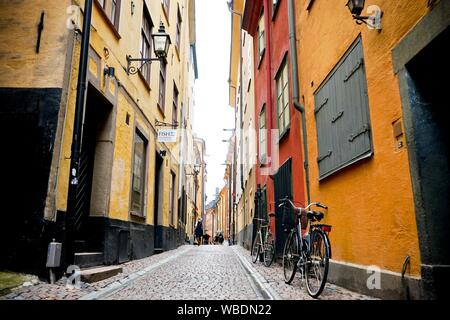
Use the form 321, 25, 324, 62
232, 246, 282, 300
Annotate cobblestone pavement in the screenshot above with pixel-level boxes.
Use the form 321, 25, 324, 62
233, 245, 378, 300
0, 245, 192, 300
1, 244, 376, 300
106, 245, 261, 300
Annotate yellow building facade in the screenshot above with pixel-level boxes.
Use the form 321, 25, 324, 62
228, 0, 257, 250
0, 0, 201, 272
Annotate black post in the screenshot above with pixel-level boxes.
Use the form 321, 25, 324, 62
65, 0, 93, 267
228, 163, 232, 245
193, 171, 199, 242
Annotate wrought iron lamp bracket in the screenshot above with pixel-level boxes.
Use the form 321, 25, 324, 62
126, 55, 162, 75
155, 119, 179, 129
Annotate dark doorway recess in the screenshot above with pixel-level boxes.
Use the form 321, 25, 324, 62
153, 151, 164, 253
274, 158, 293, 258
405, 26, 450, 298
73, 84, 113, 253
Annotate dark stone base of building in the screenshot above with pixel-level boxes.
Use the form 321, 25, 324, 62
0, 87, 62, 278
76, 216, 184, 265
236, 223, 254, 251
328, 260, 450, 300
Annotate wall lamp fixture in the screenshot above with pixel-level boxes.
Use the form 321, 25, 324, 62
346, 0, 382, 30
159, 150, 167, 157
186, 164, 202, 176
126, 22, 171, 75
104, 66, 115, 78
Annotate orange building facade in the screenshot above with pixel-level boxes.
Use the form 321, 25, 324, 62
295, 0, 449, 299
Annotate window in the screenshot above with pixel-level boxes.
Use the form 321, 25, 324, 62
163, 0, 170, 17
245, 135, 249, 174
173, 83, 179, 125
259, 105, 267, 164
131, 130, 147, 216
140, 7, 153, 85
246, 38, 253, 90
97, 0, 121, 30
159, 60, 167, 111
276, 60, 290, 137
176, 8, 182, 51
272, 0, 281, 18
257, 13, 265, 61
306, 0, 315, 10
314, 37, 372, 179
169, 171, 176, 226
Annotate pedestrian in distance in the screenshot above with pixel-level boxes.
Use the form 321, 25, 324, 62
202, 233, 210, 245
194, 217, 203, 246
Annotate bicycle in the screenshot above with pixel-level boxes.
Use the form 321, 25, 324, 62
251, 213, 276, 267
279, 197, 332, 298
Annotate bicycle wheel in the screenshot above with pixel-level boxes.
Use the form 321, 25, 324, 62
263, 233, 275, 267
251, 237, 261, 263
282, 231, 299, 284
305, 229, 330, 298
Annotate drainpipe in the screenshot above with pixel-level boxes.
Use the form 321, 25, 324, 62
287, 0, 310, 204
65, 0, 93, 267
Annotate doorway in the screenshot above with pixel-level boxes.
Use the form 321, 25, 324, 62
73, 84, 113, 245
273, 158, 293, 257
153, 151, 164, 252
404, 26, 450, 297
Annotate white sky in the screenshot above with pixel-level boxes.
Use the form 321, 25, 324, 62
193, 0, 235, 204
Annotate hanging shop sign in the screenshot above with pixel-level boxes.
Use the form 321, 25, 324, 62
157, 129, 177, 143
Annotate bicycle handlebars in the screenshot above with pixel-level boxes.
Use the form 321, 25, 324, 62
278, 197, 328, 211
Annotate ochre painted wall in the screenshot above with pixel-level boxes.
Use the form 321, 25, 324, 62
0, 0, 72, 88
56, 0, 194, 230
296, 0, 430, 276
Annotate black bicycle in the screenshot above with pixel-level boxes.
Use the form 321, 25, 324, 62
279, 197, 332, 298
251, 214, 276, 267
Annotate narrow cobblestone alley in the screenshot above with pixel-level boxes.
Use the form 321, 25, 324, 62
1, 244, 376, 300
92, 244, 376, 300
102, 245, 376, 300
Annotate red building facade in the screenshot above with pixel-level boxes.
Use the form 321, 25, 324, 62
243, 0, 306, 256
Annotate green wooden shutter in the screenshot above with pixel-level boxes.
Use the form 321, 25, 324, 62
315, 36, 372, 179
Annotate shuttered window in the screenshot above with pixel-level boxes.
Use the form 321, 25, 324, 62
314, 37, 372, 179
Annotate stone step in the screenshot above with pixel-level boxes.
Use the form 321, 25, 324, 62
80, 265, 123, 283
74, 252, 104, 268
154, 248, 164, 254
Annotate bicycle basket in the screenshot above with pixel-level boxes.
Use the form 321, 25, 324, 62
281, 207, 295, 233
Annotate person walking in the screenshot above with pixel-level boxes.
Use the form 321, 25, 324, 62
194, 217, 203, 246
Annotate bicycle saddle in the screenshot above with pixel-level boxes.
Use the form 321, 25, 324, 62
306, 210, 324, 221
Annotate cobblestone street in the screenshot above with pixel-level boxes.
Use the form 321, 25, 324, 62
1, 244, 376, 300
106, 244, 260, 300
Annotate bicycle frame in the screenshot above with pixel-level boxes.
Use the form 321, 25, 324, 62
254, 218, 270, 248
281, 200, 325, 271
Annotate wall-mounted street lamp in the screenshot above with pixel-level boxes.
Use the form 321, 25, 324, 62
186, 163, 202, 176
346, 0, 382, 30
104, 66, 115, 78
126, 22, 171, 75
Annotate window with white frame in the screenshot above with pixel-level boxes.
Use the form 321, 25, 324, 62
131, 130, 147, 216
140, 6, 153, 85
259, 105, 267, 164
257, 13, 265, 61
276, 59, 290, 137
